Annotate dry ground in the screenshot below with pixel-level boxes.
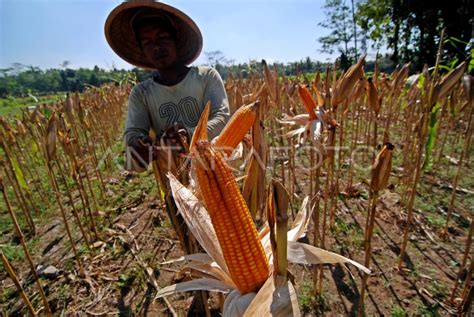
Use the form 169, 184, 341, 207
1, 157, 472, 316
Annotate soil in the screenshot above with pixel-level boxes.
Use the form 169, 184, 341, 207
1, 162, 472, 316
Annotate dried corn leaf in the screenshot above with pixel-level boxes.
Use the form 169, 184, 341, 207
155, 278, 233, 299
298, 85, 318, 120
262, 60, 277, 103
348, 79, 366, 104
332, 55, 366, 106
287, 196, 310, 242
161, 253, 213, 265
283, 126, 306, 139
162, 253, 234, 286
64, 94, 74, 122
287, 241, 370, 274
188, 260, 236, 287
367, 78, 381, 115
461, 74, 472, 102
313, 71, 321, 89
45, 113, 58, 162
392, 62, 411, 94
277, 114, 310, 126
265, 184, 278, 270
262, 196, 311, 257
432, 60, 468, 104
15, 120, 27, 136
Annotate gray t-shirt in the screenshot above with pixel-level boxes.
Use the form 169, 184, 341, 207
124, 66, 230, 145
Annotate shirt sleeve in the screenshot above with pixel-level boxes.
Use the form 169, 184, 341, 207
124, 85, 151, 146
201, 67, 230, 141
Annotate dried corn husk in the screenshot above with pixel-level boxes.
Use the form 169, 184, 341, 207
370, 142, 394, 192
332, 55, 366, 106
432, 60, 468, 104
367, 78, 381, 115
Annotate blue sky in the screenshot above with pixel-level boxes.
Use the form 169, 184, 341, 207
0, 0, 337, 70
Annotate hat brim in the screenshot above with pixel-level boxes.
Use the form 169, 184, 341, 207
105, 1, 203, 69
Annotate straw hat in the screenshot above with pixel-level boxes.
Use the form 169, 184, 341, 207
105, 1, 203, 69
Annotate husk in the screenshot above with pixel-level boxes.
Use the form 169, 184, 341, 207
370, 143, 394, 192
155, 278, 234, 299
243, 276, 301, 317
432, 60, 468, 103
277, 114, 310, 126
262, 196, 311, 258
223, 290, 256, 317
45, 113, 58, 162
367, 78, 381, 115
332, 55, 366, 106
187, 261, 236, 287
287, 241, 370, 274
161, 254, 235, 287
287, 196, 310, 242
168, 173, 229, 274
262, 59, 278, 103
189, 100, 210, 152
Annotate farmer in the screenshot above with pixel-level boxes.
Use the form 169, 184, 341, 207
105, 0, 230, 170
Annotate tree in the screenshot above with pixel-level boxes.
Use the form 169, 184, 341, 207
205, 50, 227, 67
60, 60, 71, 69
205, 50, 235, 78
318, 0, 359, 64
356, 0, 473, 70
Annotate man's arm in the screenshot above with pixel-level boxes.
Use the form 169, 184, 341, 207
124, 86, 153, 171
124, 86, 151, 146
197, 67, 230, 141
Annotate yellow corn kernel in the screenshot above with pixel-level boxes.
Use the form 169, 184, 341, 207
194, 141, 269, 293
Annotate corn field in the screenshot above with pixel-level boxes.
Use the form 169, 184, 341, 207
0, 54, 473, 316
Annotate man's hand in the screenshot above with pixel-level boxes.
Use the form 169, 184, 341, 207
129, 135, 156, 168
161, 123, 189, 152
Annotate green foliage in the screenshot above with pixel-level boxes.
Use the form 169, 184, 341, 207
0, 59, 337, 100
354, 0, 473, 69
415, 300, 441, 316
1, 243, 24, 262
469, 49, 474, 73
390, 305, 407, 317
220, 57, 332, 79
426, 214, 446, 228
356, 0, 391, 49
118, 273, 134, 288
428, 281, 448, 300
1, 287, 17, 305
298, 281, 329, 314
318, 0, 358, 67
414, 196, 434, 213
0, 65, 148, 99
0, 97, 26, 116
10, 157, 29, 193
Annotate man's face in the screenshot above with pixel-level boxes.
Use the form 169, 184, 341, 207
138, 24, 178, 69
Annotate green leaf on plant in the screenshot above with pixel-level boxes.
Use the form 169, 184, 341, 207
11, 157, 30, 193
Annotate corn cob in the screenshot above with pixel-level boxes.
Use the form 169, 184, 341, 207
370, 142, 394, 192
297, 85, 318, 120
194, 141, 269, 294
214, 102, 258, 154
366, 78, 381, 115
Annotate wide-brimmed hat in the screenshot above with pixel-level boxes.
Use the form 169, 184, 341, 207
105, 1, 203, 69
